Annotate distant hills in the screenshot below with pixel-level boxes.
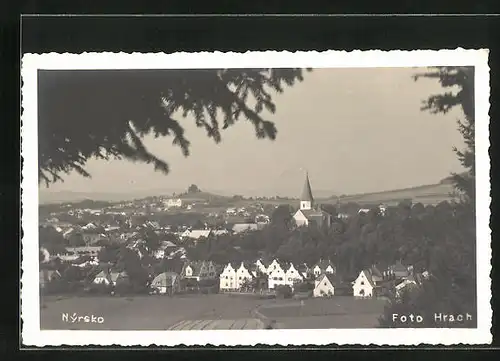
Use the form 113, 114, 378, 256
39, 175, 461, 206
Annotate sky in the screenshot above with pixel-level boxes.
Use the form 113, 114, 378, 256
40, 67, 465, 199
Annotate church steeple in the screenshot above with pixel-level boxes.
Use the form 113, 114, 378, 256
300, 172, 314, 210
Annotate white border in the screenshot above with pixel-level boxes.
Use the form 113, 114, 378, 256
21, 50, 491, 346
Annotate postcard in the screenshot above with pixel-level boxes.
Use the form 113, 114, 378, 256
21, 49, 491, 346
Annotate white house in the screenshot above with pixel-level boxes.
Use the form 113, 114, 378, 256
153, 241, 178, 259
267, 260, 287, 289
292, 173, 332, 228
312, 260, 336, 278
181, 229, 212, 241
212, 229, 229, 237
219, 262, 238, 291
181, 260, 217, 281
352, 267, 383, 297
313, 273, 336, 297
165, 198, 183, 208
236, 262, 256, 289
285, 263, 304, 287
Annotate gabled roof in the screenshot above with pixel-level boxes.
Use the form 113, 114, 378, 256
239, 262, 258, 273
299, 209, 329, 220
391, 261, 409, 273
301, 173, 314, 202
221, 262, 239, 271
360, 269, 377, 287
314, 260, 336, 271
370, 265, 384, 279
317, 273, 339, 286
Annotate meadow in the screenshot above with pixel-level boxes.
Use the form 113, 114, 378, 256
40, 294, 387, 330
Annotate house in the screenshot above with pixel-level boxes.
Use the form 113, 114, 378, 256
144, 221, 161, 230
232, 223, 259, 234
267, 259, 288, 289
219, 262, 238, 291
235, 262, 256, 290
352, 267, 384, 297
151, 272, 181, 295
81, 222, 98, 231
292, 173, 332, 228
212, 229, 229, 237
389, 261, 412, 279
153, 241, 179, 259
312, 260, 336, 278
180, 229, 212, 241
181, 260, 217, 281
313, 273, 337, 297
285, 263, 304, 287
165, 198, 183, 208
39, 269, 61, 289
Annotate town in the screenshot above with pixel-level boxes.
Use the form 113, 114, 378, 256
39, 173, 444, 311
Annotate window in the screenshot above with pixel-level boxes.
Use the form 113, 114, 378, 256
324, 282, 327, 286
225, 283, 228, 287
278, 277, 283, 281
273, 277, 278, 281
360, 281, 364, 285
238, 277, 242, 280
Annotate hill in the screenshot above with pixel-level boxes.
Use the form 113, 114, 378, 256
323, 182, 457, 206
177, 191, 231, 202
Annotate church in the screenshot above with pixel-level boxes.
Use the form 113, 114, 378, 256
292, 173, 332, 228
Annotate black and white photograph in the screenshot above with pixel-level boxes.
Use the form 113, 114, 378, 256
21, 50, 491, 346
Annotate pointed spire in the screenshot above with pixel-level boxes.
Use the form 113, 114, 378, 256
301, 172, 314, 203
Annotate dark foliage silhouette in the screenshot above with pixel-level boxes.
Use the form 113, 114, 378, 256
38, 68, 309, 186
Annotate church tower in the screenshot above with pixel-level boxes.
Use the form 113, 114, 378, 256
300, 172, 314, 211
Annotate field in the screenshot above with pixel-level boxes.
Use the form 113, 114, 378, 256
323, 182, 457, 206
40, 294, 387, 330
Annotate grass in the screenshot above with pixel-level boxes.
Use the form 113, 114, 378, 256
40, 294, 388, 330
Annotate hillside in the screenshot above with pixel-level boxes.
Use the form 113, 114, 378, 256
323, 182, 457, 206
177, 191, 231, 202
